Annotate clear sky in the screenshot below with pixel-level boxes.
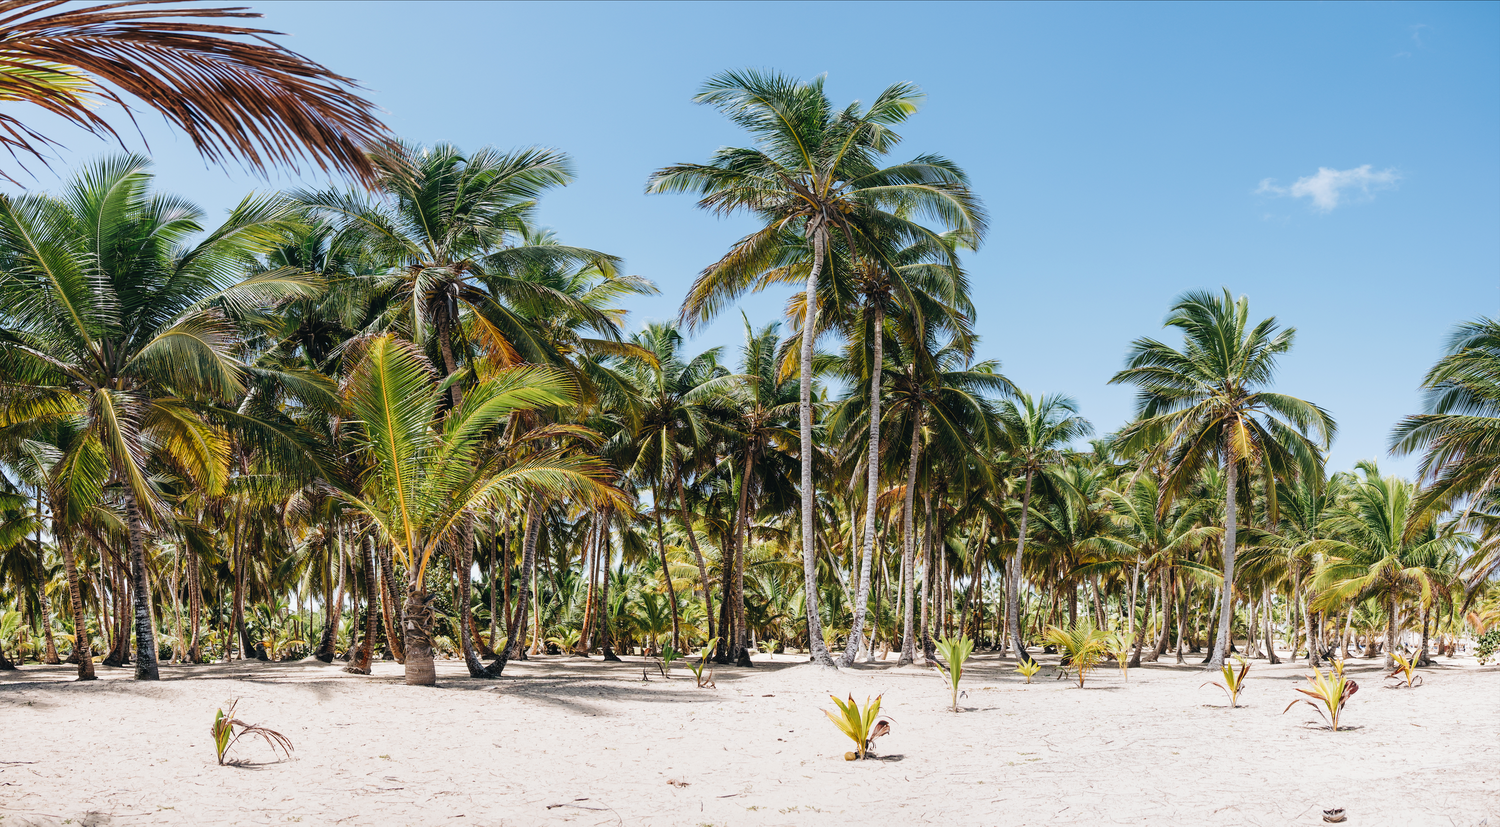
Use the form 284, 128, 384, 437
12, 1, 1499, 475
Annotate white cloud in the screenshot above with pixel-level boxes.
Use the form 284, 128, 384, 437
1256, 165, 1400, 212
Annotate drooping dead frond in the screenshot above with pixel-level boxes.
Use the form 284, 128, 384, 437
0, 0, 387, 183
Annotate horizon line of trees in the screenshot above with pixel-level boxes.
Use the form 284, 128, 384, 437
2, 71, 1498, 688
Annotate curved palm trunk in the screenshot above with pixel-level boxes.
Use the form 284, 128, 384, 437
1264, 589, 1282, 664
1210, 451, 1237, 667
842, 300, 884, 667
186, 541, 202, 663
345, 536, 378, 675
897, 409, 923, 666
315, 532, 346, 662
1126, 554, 1142, 668
798, 229, 835, 667
60, 532, 95, 680
456, 517, 490, 678
493, 498, 542, 675
598, 511, 622, 662
675, 472, 715, 642
1006, 469, 1035, 664
652, 502, 682, 652
124, 492, 159, 680
377, 543, 405, 663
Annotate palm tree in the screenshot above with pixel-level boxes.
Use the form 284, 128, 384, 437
1310, 462, 1458, 668
0, 0, 386, 182
338, 334, 615, 685
616, 323, 728, 652
651, 70, 986, 666
0, 155, 318, 679
995, 392, 1092, 663
1392, 318, 1500, 519
1111, 289, 1334, 666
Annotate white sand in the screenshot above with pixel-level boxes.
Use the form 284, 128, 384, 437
2, 652, 1496, 826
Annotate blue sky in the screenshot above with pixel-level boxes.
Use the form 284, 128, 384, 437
13, 1, 1499, 475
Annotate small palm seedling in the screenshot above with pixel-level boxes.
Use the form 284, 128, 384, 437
1203, 655, 1251, 707
1017, 658, 1042, 684
824, 694, 891, 761
934, 635, 975, 712
212, 700, 293, 766
1042, 621, 1112, 688
1283, 666, 1360, 731
1108, 634, 1132, 682
688, 637, 720, 688
658, 645, 682, 675
1386, 651, 1423, 688
758, 640, 779, 659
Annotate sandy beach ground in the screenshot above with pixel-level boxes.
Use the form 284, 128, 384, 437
2, 650, 1496, 826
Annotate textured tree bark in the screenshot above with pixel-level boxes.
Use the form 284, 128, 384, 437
456, 517, 490, 677
401, 582, 436, 686
1127, 555, 1142, 668
315, 530, 346, 662
345, 537, 378, 675
597, 509, 621, 662
1210, 449, 1237, 667
1384, 595, 1398, 670
124, 492, 158, 680
1006, 470, 1035, 664
186, 541, 202, 663
797, 228, 834, 668
842, 299, 884, 667
59, 532, 95, 680
1264, 589, 1282, 663
920, 492, 937, 664
897, 410, 923, 666
377, 543, 405, 663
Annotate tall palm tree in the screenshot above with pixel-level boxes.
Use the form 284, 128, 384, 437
1111, 289, 1334, 666
1310, 462, 1457, 668
0, 155, 317, 679
0, 0, 386, 183
651, 70, 986, 666
995, 392, 1092, 663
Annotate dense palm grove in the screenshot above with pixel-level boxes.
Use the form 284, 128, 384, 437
1, 71, 1498, 688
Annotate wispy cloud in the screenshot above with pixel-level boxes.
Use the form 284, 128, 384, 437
1256, 165, 1400, 212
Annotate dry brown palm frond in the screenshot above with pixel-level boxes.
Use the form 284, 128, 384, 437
212, 699, 294, 765
0, 0, 387, 183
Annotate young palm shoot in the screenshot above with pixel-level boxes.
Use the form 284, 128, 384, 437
823, 694, 891, 761
1108, 634, 1131, 682
1283, 666, 1360, 731
1386, 651, 1423, 688
1042, 622, 1112, 688
688, 637, 720, 688
1204, 655, 1251, 707
1017, 659, 1042, 684
212, 700, 293, 766
934, 635, 975, 712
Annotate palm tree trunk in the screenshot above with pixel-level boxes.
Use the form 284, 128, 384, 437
59, 531, 95, 680
346, 536, 378, 675
377, 543, 405, 663
842, 299, 884, 667
1211, 450, 1237, 667
1127, 554, 1142, 668
1302, 583, 1320, 667
674, 471, 715, 643
1384, 595, 1398, 670
494, 498, 542, 674
578, 516, 599, 653
730, 446, 757, 666
187, 541, 202, 663
1418, 606, 1432, 666
798, 228, 834, 668
456, 517, 490, 678
316, 531, 346, 662
1264, 589, 1282, 663
401, 569, 437, 686
123, 492, 159, 680
652, 500, 682, 652
897, 410, 924, 666
598, 510, 621, 662
1006, 469, 1035, 664
920, 491, 938, 663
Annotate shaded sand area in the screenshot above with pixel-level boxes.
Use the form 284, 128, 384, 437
3, 652, 1497, 826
